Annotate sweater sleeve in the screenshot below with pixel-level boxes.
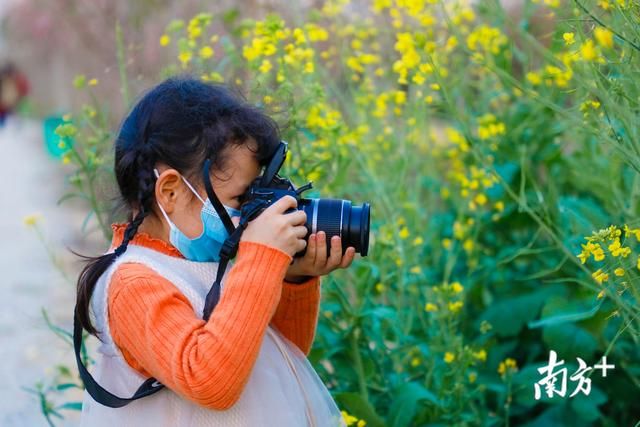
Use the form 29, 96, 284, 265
107, 240, 292, 411
269, 277, 321, 356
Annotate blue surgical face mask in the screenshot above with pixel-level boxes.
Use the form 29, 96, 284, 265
153, 168, 241, 262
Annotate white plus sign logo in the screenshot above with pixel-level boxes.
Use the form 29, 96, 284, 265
593, 356, 615, 377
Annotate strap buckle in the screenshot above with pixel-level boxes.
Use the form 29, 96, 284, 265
219, 236, 239, 260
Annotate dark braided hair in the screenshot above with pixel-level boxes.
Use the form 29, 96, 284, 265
75, 75, 282, 336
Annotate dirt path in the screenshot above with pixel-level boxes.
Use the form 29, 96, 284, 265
0, 116, 89, 426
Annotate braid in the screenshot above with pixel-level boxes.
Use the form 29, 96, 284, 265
113, 133, 157, 257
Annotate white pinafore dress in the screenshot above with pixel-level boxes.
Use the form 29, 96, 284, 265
79, 244, 346, 427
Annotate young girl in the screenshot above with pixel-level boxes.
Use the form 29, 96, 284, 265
75, 76, 356, 426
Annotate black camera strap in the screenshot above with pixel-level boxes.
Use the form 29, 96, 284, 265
201, 158, 270, 321
73, 308, 165, 408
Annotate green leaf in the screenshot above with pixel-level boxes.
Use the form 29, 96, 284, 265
569, 385, 607, 422
387, 382, 441, 427
55, 383, 80, 391
42, 308, 72, 344
557, 196, 610, 237
80, 210, 95, 233
542, 323, 598, 360
479, 290, 551, 337
528, 300, 603, 329
55, 401, 83, 411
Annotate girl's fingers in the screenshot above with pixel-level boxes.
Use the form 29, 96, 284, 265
306, 233, 317, 265
339, 247, 356, 268
295, 225, 309, 239
327, 235, 342, 268
315, 231, 327, 267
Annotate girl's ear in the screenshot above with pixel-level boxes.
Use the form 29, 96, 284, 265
155, 168, 182, 214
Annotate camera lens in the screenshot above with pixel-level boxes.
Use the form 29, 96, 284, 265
299, 198, 370, 257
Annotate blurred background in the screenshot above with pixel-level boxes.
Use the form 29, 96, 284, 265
2, 0, 640, 426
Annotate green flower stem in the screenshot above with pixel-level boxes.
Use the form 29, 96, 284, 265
349, 327, 369, 402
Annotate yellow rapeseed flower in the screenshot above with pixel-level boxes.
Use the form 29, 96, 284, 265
608, 239, 631, 257
341, 410, 361, 426
578, 241, 606, 263
580, 39, 598, 61
199, 46, 214, 59
160, 34, 170, 46
614, 268, 625, 276
442, 238, 452, 249
466, 25, 507, 55
592, 269, 609, 284
448, 301, 464, 313
473, 349, 487, 362
623, 224, 640, 241
563, 32, 575, 45
412, 73, 426, 85
498, 358, 518, 376
425, 302, 438, 312
597, 0, 611, 9
178, 51, 192, 67
474, 193, 488, 206
594, 27, 614, 49
23, 213, 43, 227
304, 61, 315, 74
293, 28, 306, 45
259, 59, 273, 74
526, 71, 542, 86
451, 282, 464, 294
305, 23, 328, 42
187, 19, 202, 40
444, 352, 456, 363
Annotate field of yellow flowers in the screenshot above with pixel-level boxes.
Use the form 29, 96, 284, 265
40, 0, 640, 425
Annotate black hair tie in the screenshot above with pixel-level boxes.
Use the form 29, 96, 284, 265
114, 244, 127, 257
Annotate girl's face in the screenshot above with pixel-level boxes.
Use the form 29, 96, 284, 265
154, 140, 261, 239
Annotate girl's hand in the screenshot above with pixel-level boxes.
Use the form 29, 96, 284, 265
285, 231, 357, 283
237, 196, 308, 258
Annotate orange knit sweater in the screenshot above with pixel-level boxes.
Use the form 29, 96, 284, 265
105, 223, 321, 410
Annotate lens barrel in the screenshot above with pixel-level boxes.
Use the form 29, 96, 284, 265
297, 198, 370, 257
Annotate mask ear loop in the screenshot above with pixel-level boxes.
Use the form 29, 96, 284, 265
178, 173, 208, 205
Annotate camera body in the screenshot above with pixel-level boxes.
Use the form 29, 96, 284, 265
239, 174, 314, 258
237, 142, 370, 258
